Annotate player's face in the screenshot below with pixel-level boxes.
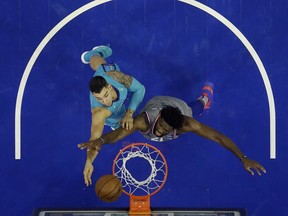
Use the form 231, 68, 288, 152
93, 85, 113, 106
154, 118, 174, 137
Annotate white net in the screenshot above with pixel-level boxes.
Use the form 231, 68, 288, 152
113, 144, 168, 196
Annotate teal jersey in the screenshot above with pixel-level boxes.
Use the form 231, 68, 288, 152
90, 63, 128, 129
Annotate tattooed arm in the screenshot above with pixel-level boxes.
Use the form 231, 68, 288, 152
107, 71, 145, 130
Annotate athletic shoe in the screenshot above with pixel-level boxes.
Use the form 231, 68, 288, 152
81, 45, 112, 64
200, 81, 214, 109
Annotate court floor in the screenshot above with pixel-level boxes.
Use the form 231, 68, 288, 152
1, 0, 288, 215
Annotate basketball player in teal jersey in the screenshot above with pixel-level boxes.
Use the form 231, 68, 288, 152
78, 83, 266, 183
80, 45, 145, 186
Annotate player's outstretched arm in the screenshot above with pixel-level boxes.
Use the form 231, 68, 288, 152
181, 116, 266, 175
81, 107, 112, 186
83, 150, 97, 186
78, 113, 148, 150
89, 107, 112, 141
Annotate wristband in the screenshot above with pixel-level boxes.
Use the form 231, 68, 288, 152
240, 155, 248, 162
99, 137, 105, 144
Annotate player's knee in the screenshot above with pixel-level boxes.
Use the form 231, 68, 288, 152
90, 56, 106, 70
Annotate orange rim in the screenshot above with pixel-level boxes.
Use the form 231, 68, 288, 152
112, 142, 168, 196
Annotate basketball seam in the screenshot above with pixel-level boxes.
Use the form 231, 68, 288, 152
96, 175, 122, 202
96, 175, 116, 196
101, 181, 122, 201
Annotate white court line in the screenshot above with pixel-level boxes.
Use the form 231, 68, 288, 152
178, 0, 276, 159
14, 0, 111, 159
15, 0, 275, 159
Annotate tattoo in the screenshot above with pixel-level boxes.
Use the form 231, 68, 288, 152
107, 71, 133, 88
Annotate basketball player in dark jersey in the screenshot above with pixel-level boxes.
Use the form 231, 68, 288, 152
78, 82, 266, 184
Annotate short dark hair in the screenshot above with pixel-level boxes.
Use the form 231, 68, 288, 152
160, 105, 184, 129
89, 76, 108, 93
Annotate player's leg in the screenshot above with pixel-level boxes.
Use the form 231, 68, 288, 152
188, 81, 214, 117
81, 45, 113, 71
89, 56, 106, 71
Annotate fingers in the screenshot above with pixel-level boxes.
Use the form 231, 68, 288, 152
122, 123, 133, 130
78, 143, 88, 150
243, 159, 266, 176
84, 168, 93, 187
246, 165, 266, 176
252, 162, 267, 176
259, 165, 267, 174
87, 174, 92, 186
119, 116, 134, 130
78, 142, 99, 151
254, 165, 262, 176
128, 121, 134, 130
255, 164, 266, 176
84, 172, 88, 186
84, 177, 89, 187
121, 121, 133, 130
247, 167, 255, 176
84, 172, 92, 186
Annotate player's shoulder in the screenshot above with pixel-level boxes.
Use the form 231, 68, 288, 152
179, 115, 200, 132
106, 70, 124, 81
106, 70, 133, 87
106, 70, 122, 76
134, 112, 150, 131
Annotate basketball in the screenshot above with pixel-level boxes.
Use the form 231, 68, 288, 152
95, 174, 122, 202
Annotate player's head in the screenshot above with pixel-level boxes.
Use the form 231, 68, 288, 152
89, 76, 114, 106
155, 106, 184, 137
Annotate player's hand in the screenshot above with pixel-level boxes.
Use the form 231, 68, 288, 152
242, 158, 266, 176
78, 140, 102, 151
83, 161, 94, 186
119, 109, 134, 130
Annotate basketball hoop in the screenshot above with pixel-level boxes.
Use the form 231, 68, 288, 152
113, 143, 168, 215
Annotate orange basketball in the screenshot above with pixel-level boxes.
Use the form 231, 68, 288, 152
95, 174, 122, 202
